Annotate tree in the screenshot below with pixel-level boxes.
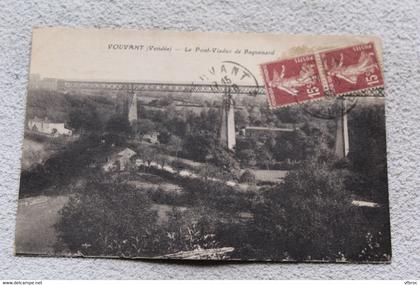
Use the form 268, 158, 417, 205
273, 107, 297, 124
273, 131, 307, 162
105, 115, 130, 135
273, 132, 294, 161
157, 129, 171, 144
235, 109, 250, 128
68, 107, 101, 134
249, 106, 262, 125
157, 95, 174, 106
168, 135, 183, 157
251, 159, 368, 261
142, 147, 157, 168
171, 158, 186, 174
164, 206, 225, 254
236, 149, 257, 167
210, 145, 239, 172
239, 169, 256, 184
198, 163, 221, 182
55, 182, 163, 257
131, 119, 155, 139
135, 146, 158, 169
256, 146, 274, 170
182, 131, 214, 162
156, 154, 168, 170
166, 104, 177, 121
348, 104, 388, 203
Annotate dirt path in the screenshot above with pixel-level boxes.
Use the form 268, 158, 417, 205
139, 160, 288, 191
15, 195, 69, 255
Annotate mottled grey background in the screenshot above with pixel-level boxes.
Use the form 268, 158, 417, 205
0, 0, 419, 280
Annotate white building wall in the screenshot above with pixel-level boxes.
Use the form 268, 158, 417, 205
28, 120, 72, 136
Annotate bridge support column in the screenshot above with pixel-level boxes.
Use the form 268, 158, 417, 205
220, 91, 236, 151
128, 92, 138, 124
334, 98, 349, 159
125, 84, 138, 124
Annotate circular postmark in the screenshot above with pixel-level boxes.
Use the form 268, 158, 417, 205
198, 61, 260, 97
295, 92, 358, 120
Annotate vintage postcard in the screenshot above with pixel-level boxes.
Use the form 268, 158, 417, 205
15, 28, 391, 262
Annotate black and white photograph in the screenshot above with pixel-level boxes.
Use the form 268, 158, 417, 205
14, 28, 391, 262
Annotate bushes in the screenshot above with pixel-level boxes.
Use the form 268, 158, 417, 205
52, 150, 390, 261
165, 207, 223, 253
348, 104, 388, 203
239, 169, 256, 184
170, 158, 189, 174
19, 135, 105, 197
54, 177, 243, 257
246, 155, 390, 262
209, 145, 239, 171
181, 131, 214, 162
145, 186, 187, 206
55, 182, 164, 257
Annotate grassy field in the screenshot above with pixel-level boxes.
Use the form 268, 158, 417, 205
253, 170, 288, 183
15, 195, 70, 255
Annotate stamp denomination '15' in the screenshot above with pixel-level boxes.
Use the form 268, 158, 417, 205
320, 42, 384, 96
260, 55, 325, 108
260, 42, 384, 108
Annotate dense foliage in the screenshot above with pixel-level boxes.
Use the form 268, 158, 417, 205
23, 90, 390, 261
56, 182, 164, 257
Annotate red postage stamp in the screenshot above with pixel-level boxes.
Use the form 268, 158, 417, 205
319, 42, 384, 96
260, 54, 325, 108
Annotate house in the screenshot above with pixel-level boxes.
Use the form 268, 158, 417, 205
143, 131, 159, 144
28, 117, 72, 136
103, 147, 137, 172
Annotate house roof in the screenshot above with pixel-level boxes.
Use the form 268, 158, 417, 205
117, 148, 136, 158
